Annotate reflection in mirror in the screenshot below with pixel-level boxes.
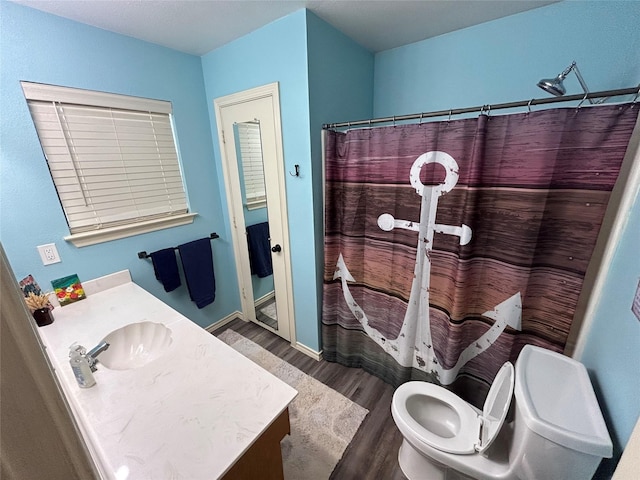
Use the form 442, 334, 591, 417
235, 122, 266, 210
234, 121, 278, 331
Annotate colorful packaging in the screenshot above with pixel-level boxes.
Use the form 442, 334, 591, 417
51, 274, 86, 306
19, 274, 54, 311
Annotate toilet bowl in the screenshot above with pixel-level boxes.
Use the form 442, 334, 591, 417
391, 345, 613, 480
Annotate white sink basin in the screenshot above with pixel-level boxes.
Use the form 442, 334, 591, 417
98, 322, 172, 370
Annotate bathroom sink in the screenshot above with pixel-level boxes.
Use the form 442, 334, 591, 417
98, 322, 172, 370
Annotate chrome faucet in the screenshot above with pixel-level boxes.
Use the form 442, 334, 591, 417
86, 340, 110, 371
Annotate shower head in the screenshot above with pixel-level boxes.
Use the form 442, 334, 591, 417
537, 61, 594, 104
537, 75, 567, 97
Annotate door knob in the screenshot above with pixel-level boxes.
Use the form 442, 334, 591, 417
271, 244, 282, 253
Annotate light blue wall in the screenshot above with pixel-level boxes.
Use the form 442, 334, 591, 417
306, 11, 374, 344
580, 187, 640, 466
371, 0, 640, 468
199, 10, 374, 351
0, 1, 239, 328
0, 2, 373, 353
200, 10, 321, 348
374, 1, 640, 117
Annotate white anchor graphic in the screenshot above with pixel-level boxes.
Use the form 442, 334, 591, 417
334, 151, 522, 385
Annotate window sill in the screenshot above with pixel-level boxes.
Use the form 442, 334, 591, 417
64, 213, 198, 247
245, 199, 267, 211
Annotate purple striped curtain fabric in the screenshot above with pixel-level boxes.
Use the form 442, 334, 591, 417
322, 104, 639, 392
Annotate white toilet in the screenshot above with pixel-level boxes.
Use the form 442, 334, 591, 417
391, 345, 612, 480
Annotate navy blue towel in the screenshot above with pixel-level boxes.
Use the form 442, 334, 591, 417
177, 238, 216, 309
246, 222, 273, 278
149, 248, 181, 292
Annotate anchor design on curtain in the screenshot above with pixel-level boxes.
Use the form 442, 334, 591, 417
333, 151, 522, 385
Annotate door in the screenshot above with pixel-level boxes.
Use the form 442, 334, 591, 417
1, 245, 99, 479
214, 83, 295, 342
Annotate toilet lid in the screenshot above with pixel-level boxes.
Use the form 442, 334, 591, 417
477, 362, 515, 453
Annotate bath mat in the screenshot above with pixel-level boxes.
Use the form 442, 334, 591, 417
218, 329, 368, 480
259, 301, 277, 320
257, 301, 278, 330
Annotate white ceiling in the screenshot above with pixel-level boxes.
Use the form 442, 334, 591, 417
12, 0, 557, 56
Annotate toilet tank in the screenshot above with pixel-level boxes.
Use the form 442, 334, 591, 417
510, 345, 612, 480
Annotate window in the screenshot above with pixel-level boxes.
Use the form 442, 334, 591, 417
235, 121, 266, 210
21, 82, 195, 247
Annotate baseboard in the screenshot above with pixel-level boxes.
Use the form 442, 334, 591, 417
293, 341, 322, 361
207, 311, 322, 362
205, 310, 243, 333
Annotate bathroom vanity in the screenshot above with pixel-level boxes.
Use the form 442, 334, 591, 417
38, 270, 297, 479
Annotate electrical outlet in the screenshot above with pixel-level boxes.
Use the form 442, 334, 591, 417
37, 243, 61, 265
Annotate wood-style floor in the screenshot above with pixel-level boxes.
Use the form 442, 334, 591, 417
213, 318, 408, 480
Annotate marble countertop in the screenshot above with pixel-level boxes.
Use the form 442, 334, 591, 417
38, 270, 297, 480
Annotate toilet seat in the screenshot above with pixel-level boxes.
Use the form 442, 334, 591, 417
392, 363, 515, 455
394, 381, 480, 454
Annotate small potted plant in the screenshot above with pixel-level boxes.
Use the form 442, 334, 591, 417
25, 292, 54, 327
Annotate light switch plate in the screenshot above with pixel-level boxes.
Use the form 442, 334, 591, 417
37, 243, 61, 265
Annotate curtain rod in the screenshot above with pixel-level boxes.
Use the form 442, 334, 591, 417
322, 86, 640, 130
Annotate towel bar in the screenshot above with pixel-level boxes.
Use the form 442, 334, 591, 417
137, 233, 219, 259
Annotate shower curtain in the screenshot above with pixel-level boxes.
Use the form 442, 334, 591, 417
322, 104, 639, 396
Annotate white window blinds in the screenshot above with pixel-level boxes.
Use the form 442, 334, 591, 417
21, 82, 188, 235
236, 122, 266, 209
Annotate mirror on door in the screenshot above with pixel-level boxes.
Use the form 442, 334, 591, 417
233, 120, 278, 331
